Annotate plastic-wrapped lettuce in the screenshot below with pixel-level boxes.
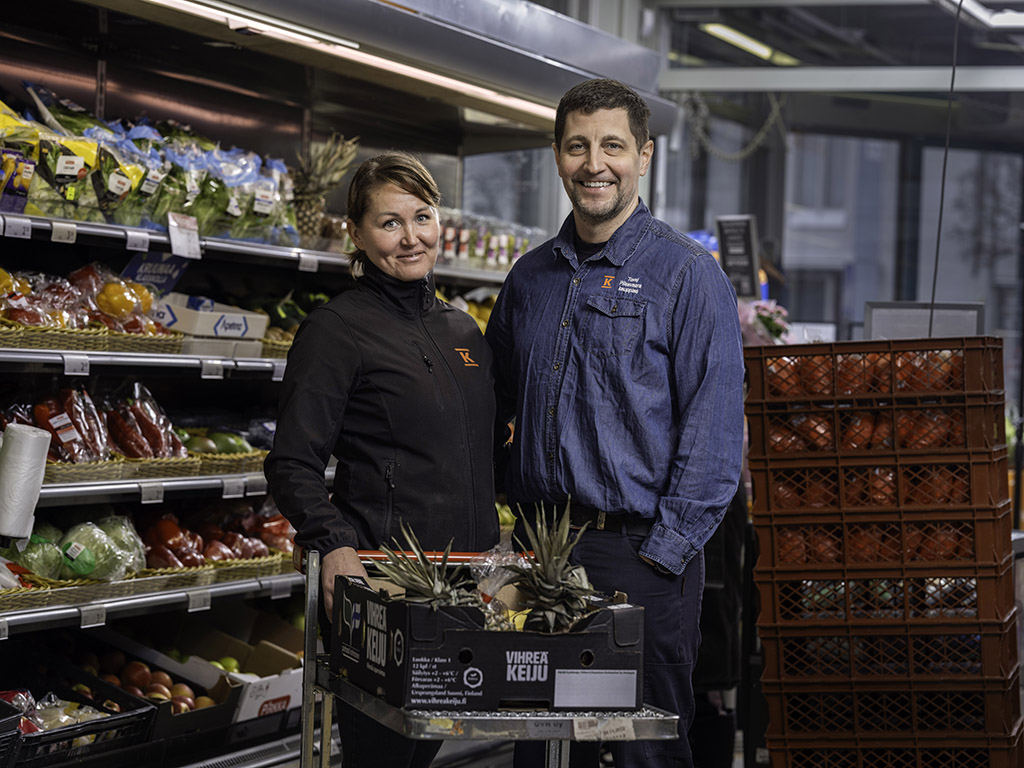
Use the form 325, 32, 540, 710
58, 522, 127, 581
32, 519, 63, 544
11, 535, 63, 580
96, 515, 146, 574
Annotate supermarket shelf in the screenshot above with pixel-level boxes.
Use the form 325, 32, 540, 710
0, 348, 288, 379
36, 466, 335, 506
0, 213, 508, 286
0, 572, 304, 638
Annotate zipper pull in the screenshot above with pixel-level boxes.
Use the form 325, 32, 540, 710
385, 462, 395, 488
422, 354, 433, 371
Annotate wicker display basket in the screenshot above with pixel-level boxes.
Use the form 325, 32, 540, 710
107, 329, 185, 354
0, 321, 23, 350
209, 552, 287, 582
122, 454, 202, 479
194, 448, 268, 475
260, 337, 292, 358
0, 582, 51, 612
133, 563, 216, 588
7, 320, 109, 351
43, 455, 124, 484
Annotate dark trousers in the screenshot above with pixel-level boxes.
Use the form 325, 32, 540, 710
319, 599, 444, 768
514, 529, 705, 768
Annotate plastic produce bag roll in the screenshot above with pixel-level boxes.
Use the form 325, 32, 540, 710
0, 424, 50, 540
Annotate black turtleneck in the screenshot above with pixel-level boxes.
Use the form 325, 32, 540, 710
266, 259, 499, 560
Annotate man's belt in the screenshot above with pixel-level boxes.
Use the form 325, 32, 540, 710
569, 505, 654, 535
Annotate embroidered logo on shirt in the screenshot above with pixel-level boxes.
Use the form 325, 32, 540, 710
617, 276, 642, 295
456, 348, 479, 367
602, 275, 616, 289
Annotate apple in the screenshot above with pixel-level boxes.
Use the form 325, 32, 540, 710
150, 670, 173, 689
77, 651, 100, 670
146, 692, 170, 703
218, 656, 240, 674
145, 682, 172, 699
170, 697, 192, 715
101, 673, 122, 687
71, 683, 93, 700
209, 660, 225, 671
100, 650, 126, 676
122, 685, 144, 698
120, 660, 151, 689
171, 694, 195, 711
170, 683, 195, 700
193, 695, 216, 709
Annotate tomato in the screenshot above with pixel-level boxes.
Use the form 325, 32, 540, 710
843, 471, 867, 506
896, 411, 918, 448
948, 410, 964, 447
904, 526, 924, 561
922, 524, 959, 560
767, 356, 803, 397
868, 467, 897, 506
948, 468, 969, 504
906, 469, 936, 506
768, 424, 808, 453
808, 528, 841, 563
777, 529, 807, 564
878, 530, 900, 561
773, 479, 802, 508
871, 413, 893, 449
948, 350, 965, 390
849, 525, 882, 562
931, 466, 954, 503
841, 411, 876, 450
911, 410, 950, 449
805, 478, 837, 508
800, 354, 834, 395
956, 528, 974, 559
869, 352, 892, 392
837, 354, 871, 394
794, 413, 834, 450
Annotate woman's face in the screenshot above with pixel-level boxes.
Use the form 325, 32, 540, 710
348, 183, 439, 282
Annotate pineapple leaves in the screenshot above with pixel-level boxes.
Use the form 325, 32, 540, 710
374, 521, 474, 608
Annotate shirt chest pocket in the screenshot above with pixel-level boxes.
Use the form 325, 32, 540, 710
580, 294, 646, 359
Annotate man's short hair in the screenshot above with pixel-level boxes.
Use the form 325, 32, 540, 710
554, 79, 651, 151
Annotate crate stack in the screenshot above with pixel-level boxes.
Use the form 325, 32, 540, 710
744, 337, 1021, 768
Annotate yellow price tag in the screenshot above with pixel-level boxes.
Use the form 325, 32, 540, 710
66, 186, 76, 201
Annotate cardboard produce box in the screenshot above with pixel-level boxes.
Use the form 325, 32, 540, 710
332, 576, 644, 711
153, 292, 269, 339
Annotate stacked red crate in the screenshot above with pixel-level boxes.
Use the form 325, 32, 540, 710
744, 337, 1021, 766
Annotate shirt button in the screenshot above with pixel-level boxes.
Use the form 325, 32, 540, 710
548, 407, 556, 416
547, 452, 555, 460
573, 278, 581, 286
553, 362, 561, 371
561, 320, 569, 328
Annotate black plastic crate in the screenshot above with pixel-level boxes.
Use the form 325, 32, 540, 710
0, 698, 21, 768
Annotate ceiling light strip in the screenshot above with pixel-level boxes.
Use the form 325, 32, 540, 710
138, 0, 556, 122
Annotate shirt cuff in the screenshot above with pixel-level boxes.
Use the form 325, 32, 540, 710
639, 522, 699, 576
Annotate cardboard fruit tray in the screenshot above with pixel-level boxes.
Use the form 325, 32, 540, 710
746, 395, 1006, 460
744, 336, 1004, 402
757, 612, 1019, 684
753, 501, 1013, 571
761, 672, 1021, 739
748, 450, 1009, 514
755, 556, 1014, 627
765, 720, 1023, 768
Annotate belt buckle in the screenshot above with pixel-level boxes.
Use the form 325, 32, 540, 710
596, 510, 606, 531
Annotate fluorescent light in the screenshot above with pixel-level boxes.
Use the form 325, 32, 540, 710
137, 0, 556, 123
699, 23, 800, 66
933, 0, 1024, 29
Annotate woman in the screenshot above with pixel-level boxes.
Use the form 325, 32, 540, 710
265, 151, 498, 768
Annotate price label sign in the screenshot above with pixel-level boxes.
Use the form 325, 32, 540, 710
168, 212, 202, 259
139, 481, 165, 504
3, 215, 32, 240
62, 354, 90, 376
50, 221, 77, 244
0, 618, 8, 641
125, 229, 150, 252
188, 590, 212, 612
266, 577, 291, 600
271, 360, 286, 381
201, 359, 225, 380
222, 478, 245, 499
297, 252, 319, 272
80, 605, 107, 628
245, 473, 268, 496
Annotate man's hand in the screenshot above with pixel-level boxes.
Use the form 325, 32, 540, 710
640, 553, 672, 575
322, 546, 369, 619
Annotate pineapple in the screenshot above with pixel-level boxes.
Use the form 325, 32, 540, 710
508, 504, 596, 633
293, 132, 359, 245
372, 521, 476, 608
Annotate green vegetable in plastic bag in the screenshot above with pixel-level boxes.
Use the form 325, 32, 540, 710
32, 519, 63, 543
58, 522, 127, 581
96, 515, 146, 574
13, 536, 63, 580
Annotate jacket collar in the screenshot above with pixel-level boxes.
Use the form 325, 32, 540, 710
553, 199, 653, 268
359, 259, 436, 317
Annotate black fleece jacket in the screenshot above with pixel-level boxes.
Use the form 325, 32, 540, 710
265, 261, 498, 556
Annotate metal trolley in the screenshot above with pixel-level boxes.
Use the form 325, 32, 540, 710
298, 550, 680, 768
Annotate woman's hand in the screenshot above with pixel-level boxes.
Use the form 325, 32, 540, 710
322, 546, 370, 619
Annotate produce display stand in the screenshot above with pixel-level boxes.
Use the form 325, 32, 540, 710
298, 550, 679, 768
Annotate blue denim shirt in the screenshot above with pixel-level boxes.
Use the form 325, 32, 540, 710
486, 201, 745, 574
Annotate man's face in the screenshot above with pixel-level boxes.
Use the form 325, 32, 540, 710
554, 107, 653, 235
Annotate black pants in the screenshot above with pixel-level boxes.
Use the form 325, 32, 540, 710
319, 599, 443, 768
514, 529, 705, 768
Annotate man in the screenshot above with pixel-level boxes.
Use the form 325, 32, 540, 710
485, 79, 744, 767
